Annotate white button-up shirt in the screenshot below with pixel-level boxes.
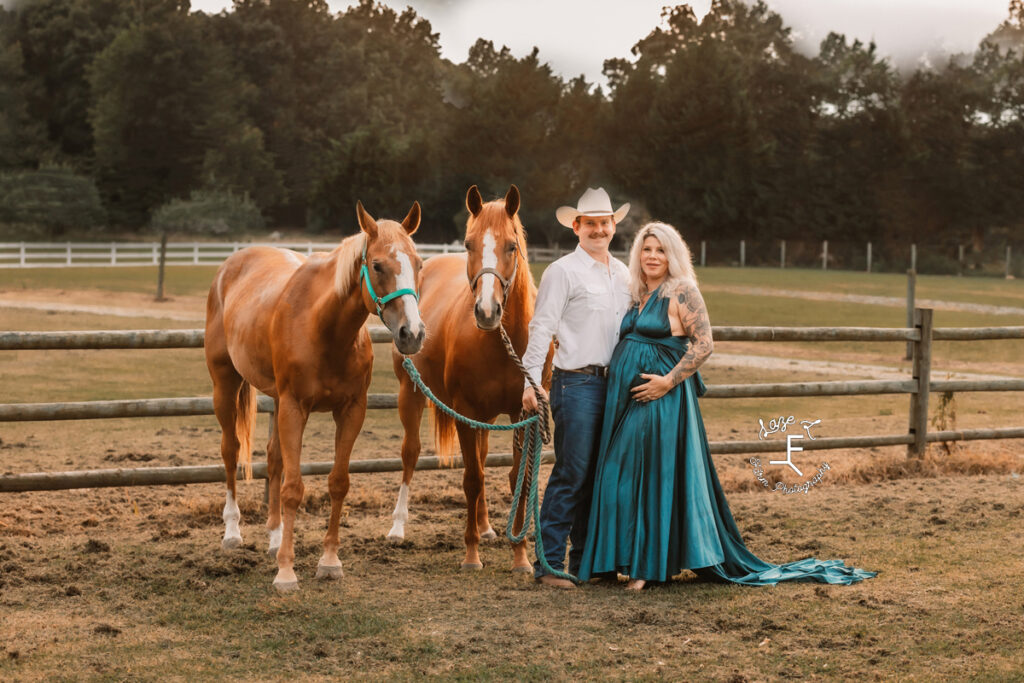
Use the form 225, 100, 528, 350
523, 245, 632, 386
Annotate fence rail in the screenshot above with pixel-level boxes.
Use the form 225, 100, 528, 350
3, 240, 1015, 275
1, 313, 1022, 493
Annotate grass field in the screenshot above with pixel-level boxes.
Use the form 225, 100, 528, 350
1, 264, 1023, 680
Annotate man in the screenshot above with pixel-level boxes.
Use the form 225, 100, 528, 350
522, 187, 632, 589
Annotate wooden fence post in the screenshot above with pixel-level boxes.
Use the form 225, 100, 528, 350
905, 270, 916, 360
1007, 246, 1012, 279
19, 241, 25, 266
822, 240, 828, 270
911, 243, 917, 272
780, 240, 786, 269
958, 244, 964, 276
700, 240, 706, 267
155, 232, 168, 301
866, 242, 872, 273
739, 240, 745, 267
907, 307, 933, 458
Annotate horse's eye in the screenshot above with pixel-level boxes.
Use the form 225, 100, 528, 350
372, 262, 383, 273
506, 243, 517, 254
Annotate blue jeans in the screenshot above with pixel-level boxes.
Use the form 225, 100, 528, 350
534, 369, 607, 577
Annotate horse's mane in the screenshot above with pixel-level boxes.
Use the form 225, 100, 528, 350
333, 232, 367, 298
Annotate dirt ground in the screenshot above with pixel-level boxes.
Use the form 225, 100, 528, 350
2, 459, 1024, 681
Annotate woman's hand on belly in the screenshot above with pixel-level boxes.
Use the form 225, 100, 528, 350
629, 373, 673, 402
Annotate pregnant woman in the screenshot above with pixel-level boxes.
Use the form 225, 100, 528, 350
576, 222, 877, 590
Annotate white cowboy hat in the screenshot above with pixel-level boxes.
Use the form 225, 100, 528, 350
556, 187, 630, 228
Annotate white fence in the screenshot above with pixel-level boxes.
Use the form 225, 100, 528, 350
0, 241, 456, 268
0, 241, 582, 267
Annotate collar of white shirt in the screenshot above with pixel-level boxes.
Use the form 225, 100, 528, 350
573, 243, 613, 271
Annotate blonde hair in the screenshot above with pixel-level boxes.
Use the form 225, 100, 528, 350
627, 221, 697, 304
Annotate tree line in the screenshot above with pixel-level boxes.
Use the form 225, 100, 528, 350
1, 0, 1023, 263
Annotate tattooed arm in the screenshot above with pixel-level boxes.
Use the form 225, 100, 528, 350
629, 282, 713, 402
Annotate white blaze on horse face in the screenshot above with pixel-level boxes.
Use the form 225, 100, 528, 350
387, 483, 410, 540
222, 491, 242, 547
477, 230, 499, 315
391, 246, 422, 330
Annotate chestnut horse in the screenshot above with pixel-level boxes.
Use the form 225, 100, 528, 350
206, 201, 424, 592
389, 185, 550, 571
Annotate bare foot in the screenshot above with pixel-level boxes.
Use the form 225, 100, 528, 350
625, 579, 646, 591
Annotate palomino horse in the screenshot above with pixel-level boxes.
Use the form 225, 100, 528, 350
205, 201, 424, 592
389, 185, 550, 571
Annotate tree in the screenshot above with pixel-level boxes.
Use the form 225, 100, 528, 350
89, 8, 264, 227
0, 11, 50, 169
808, 33, 901, 243
605, 1, 816, 241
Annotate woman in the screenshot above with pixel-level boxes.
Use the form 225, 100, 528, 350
576, 222, 876, 590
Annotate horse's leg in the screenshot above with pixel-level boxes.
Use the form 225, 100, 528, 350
272, 393, 308, 592
388, 378, 425, 541
508, 430, 531, 572
456, 421, 484, 570
318, 397, 366, 580
476, 432, 497, 541
265, 405, 283, 558
211, 364, 245, 550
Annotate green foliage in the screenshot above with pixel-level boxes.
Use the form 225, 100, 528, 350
0, 22, 50, 169
0, 164, 105, 236
0, 0, 1021, 254
89, 8, 259, 226
149, 190, 265, 236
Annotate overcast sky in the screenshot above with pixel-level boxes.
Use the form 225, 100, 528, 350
139, 1, 1023, 83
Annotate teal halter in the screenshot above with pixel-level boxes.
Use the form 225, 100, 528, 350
359, 240, 419, 317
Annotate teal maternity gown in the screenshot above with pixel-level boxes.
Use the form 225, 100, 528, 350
576, 288, 877, 585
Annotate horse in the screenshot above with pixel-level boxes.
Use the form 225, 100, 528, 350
388, 185, 550, 571
205, 201, 424, 592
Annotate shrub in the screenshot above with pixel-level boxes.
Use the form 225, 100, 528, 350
0, 166, 106, 237
150, 190, 265, 236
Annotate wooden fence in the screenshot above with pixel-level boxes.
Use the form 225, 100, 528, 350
1, 311, 1023, 493
4, 240, 1013, 275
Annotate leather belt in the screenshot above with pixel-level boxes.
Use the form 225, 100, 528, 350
557, 364, 609, 379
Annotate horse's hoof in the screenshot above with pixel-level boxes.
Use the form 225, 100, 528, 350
480, 528, 498, 541
511, 565, 533, 574
273, 579, 299, 594
386, 532, 405, 544
315, 563, 344, 580
222, 536, 242, 550
267, 546, 279, 559
460, 562, 483, 571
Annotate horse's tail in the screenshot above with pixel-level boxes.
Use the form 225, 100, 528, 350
431, 404, 458, 467
236, 380, 258, 480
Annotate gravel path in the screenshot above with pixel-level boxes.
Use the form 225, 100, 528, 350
703, 284, 1024, 317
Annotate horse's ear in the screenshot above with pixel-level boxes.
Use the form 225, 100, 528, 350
356, 200, 378, 239
466, 185, 483, 217
504, 185, 520, 218
401, 201, 421, 235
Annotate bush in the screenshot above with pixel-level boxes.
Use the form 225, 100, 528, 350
0, 166, 106, 236
150, 190, 265, 236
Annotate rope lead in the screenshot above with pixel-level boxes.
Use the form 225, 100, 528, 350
401, 355, 577, 584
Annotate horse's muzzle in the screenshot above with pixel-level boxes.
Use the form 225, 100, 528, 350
474, 302, 502, 331
395, 322, 425, 355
